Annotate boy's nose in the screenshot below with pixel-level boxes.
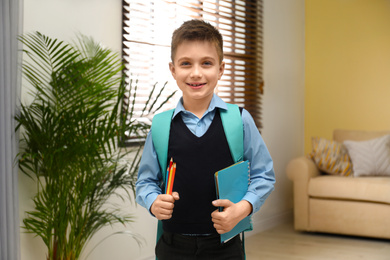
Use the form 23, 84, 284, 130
190, 65, 202, 78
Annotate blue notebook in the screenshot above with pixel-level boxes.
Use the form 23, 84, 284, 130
214, 160, 253, 243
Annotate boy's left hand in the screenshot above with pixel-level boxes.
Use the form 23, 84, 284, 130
211, 199, 252, 234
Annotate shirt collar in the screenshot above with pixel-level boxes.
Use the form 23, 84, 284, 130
172, 93, 228, 119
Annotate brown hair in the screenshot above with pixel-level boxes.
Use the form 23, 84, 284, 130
171, 19, 224, 63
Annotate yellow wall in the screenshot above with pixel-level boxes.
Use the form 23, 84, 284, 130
305, 0, 390, 153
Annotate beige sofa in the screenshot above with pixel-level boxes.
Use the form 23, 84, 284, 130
286, 129, 390, 239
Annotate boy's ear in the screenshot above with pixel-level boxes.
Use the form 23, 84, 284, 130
169, 62, 176, 79
218, 61, 225, 80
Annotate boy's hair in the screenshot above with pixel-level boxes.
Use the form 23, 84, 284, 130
171, 19, 224, 63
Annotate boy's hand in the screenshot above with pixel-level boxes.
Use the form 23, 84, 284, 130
150, 192, 180, 220
211, 199, 252, 234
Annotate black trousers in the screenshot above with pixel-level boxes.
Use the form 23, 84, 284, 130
155, 232, 245, 260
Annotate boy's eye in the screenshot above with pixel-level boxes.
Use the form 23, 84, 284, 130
180, 61, 190, 66
203, 61, 212, 66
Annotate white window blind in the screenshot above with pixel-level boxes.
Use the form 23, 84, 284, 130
122, 0, 264, 143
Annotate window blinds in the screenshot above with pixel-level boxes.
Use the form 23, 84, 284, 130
122, 0, 263, 142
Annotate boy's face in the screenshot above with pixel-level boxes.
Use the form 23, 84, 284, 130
169, 40, 225, 109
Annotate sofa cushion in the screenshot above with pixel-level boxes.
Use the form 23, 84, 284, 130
344, 135, 390, 177
309, 137, 353, 176
308, 176, 390, 204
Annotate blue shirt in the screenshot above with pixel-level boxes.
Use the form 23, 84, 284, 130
135, 94, 275, 215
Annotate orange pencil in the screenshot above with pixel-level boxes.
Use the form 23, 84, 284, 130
167, 163, 176, 195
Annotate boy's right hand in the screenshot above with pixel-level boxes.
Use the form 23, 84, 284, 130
150, 192, 180, 220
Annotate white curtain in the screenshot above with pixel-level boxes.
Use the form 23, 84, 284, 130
0, 0, 23, 259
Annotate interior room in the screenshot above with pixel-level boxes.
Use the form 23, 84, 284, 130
2, 0, 390, 259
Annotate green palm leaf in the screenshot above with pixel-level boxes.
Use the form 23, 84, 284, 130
16, 32, 171, 260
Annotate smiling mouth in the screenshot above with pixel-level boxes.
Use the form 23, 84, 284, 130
187, 83, 206, 88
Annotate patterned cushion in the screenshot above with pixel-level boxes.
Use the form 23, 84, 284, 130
343, 135, 390, 177
309, 137, 353, 176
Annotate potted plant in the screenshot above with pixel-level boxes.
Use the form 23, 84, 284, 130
16, 32, 171, 260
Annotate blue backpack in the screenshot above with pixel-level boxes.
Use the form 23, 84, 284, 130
151, 103, 251, 259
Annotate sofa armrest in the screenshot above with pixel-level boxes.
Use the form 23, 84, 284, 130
286, 156, 320, 231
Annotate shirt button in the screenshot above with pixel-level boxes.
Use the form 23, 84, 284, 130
197, 123, 201, 127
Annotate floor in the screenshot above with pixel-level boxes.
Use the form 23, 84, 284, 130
245, 222, 390, 260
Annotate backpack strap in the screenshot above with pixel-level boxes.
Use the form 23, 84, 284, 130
220, 104, 251, 260
151, 109, 175, 178
220, 104, 249, 259
151, 109, 174, 258
220, 103, 244, 162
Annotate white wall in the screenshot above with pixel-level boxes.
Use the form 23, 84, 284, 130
20, 0, 305, 259
255, 0, 305, 229
23, 0, 122, 51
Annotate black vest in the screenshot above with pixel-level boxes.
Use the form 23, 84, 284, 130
163, 110, 234, 234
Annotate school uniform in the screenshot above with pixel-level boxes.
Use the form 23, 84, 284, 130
136, 94, 275, 259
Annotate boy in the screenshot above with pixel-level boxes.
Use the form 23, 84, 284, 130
136, 19, 275, 260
